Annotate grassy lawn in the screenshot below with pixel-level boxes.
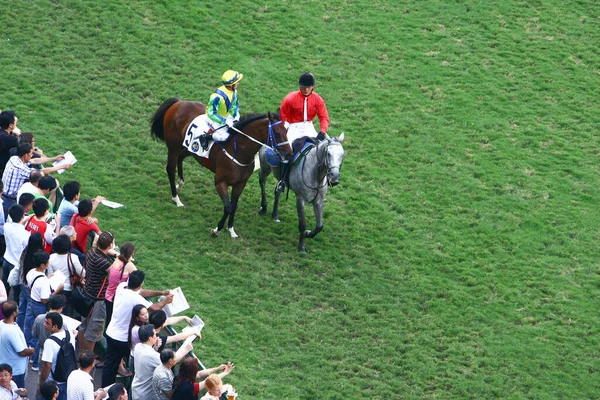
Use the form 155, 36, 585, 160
2, 0, 600, 398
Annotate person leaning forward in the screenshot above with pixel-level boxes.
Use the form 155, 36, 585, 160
277, 72, 330, 193
197, 70, 243, 151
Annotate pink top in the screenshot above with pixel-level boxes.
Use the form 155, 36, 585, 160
105, 263, 129, 302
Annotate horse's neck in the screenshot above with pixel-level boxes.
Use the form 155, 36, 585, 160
313, 141, 329, 178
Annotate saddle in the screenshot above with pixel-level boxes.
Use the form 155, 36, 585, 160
265, 136, 316, 167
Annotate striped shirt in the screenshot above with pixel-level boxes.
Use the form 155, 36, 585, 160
2, 156, 34, 198
66, 369, 94, 400
83, 248, 111, 299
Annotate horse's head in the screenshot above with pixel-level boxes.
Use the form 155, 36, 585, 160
324, 132, 345, 186
268, 112, 293, 160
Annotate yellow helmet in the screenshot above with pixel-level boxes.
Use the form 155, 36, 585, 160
221, 70, 243, 86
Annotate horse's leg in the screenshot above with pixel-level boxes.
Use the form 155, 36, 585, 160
272, 186, 282, 223
305, 198, 325, 239
211, 182, 231, 237
167, 150, 184, 207
258, 158, 271, 215
176, 152, 187, 194
296, 196, 308, 252
226, 181, 248, 238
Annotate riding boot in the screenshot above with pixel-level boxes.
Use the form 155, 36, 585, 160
276, 161, 290, 193
198, 133, 212, 150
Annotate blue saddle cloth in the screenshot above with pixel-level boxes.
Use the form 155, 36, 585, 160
265, 141, 315, 167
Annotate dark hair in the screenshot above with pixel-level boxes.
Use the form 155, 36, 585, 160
160, 349, 175, 364
8, 204, 24, 223
118, 242, 135, 263
97, 231, 114, 251
21, 233, 44, 283
0, 363, 12, 374
2, 301, 17, 318
48, 294, 66, 311
0, 111, 15, 129
173, 356, 200, 389
17, 142, 32, 157
32, 197, 50, 217
107, 383, 127, 400
139, 324, 155, 343
149, 309, 167, 330
63, 181, 81, 202
33, 251, 50, 268
38, 176, 57, 191
29, 170, 43, 185
18, 192, 35, 209
77, 199, 93, 217
0, 180, 3, 191
40, 380, 59, 400
19, 131, 34, 145
127, 304, 147, 349
51, 235, 72, 255
45, 312, 63, 330
127, 270, 144, 290
79, 350, 96, 369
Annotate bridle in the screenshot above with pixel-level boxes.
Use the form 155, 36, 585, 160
217, 119, 289, 167
301, 140, 343, 193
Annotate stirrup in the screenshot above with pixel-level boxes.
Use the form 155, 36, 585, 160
276, 180, 286, 193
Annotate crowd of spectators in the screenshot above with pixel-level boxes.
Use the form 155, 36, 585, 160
0, 110, 237, 400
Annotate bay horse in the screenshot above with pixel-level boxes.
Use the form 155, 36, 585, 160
258, 133, 345, 252
151, 97, 292, 238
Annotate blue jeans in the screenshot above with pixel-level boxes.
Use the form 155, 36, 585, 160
24, 298, 47, 350
17, 284, 30, 331
12, 373, 25, 389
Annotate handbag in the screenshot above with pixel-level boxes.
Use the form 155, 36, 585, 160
66, 252, 84, 289
70, 277, 107, 318
7, 264, 20, 287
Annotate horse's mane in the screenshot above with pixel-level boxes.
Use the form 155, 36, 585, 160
234, 112, 280, 131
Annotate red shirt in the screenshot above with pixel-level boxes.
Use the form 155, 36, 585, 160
25, 218, 52, 253
70, 213, 101, 253
280, 91, 330, 132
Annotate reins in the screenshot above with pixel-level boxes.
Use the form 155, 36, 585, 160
218, 120, 288, 167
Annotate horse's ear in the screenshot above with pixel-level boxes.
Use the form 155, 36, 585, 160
268, 111, 272, 121
338, 132, 345, 142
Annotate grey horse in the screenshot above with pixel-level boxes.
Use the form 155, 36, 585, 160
258, 133, 345, 252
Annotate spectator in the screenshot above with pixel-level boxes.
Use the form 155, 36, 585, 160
70, 199, 100, 254
152, 349, 176, 400
33, 176, 58, 214
25, 198, 59, 254
0, 301, 34, 388
149, 310, 199, 355
48, 235, 85, 315
24, 252, 59, 372
59, 225, 85, 265
2, 143, 68, 217
32, 295, 79, 370
57, 181, 79, 229
0, 111, 20, 177
131, 325, 192, 400
128, 304, 149, 371
16, 233, 44, 330
17, 192, 34, 216
39, 380, 59, 400
0, 363, 28, 400
1, 205, 30, 300
105, 241, 137, 324
0, 284, 6, 318
38, 312, 75, 400
66, 350, 107, 400
15, 170, 42, 203
0, 180, 5, 259
77, 231, 115, 354
102, 270, 173, 387
107, 383, 127, 400
199, 374, 237, 400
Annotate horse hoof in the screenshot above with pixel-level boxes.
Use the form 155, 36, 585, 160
273, 218, 281, 223
211, 228, 220, 237
228, 228, 239, 238
299, 247, 307, 253
258, 207, 267, 215
304, 230, 312, 237
172, 196, 184, 207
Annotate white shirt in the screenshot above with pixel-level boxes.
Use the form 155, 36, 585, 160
16, 182, 39, 202
132, 343, 161, 400
48, 253, 85, 292
26, 270, 51, 302
41, 329, 76, 383
0, 381, 19, 400
3, 222, 30, 266
105, 282, 151, 342
67, 369, 95, 400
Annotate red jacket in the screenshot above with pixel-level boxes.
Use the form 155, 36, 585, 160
280, 91, 330, 133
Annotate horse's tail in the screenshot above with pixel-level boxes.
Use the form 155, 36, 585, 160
150, 97, 180, 142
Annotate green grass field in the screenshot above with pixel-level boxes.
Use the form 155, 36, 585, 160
2, 0, 600, 398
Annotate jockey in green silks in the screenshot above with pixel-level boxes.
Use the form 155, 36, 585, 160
198, 70, 243, 150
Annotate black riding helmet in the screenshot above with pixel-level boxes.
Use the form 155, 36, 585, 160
299, 72, 316, 87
